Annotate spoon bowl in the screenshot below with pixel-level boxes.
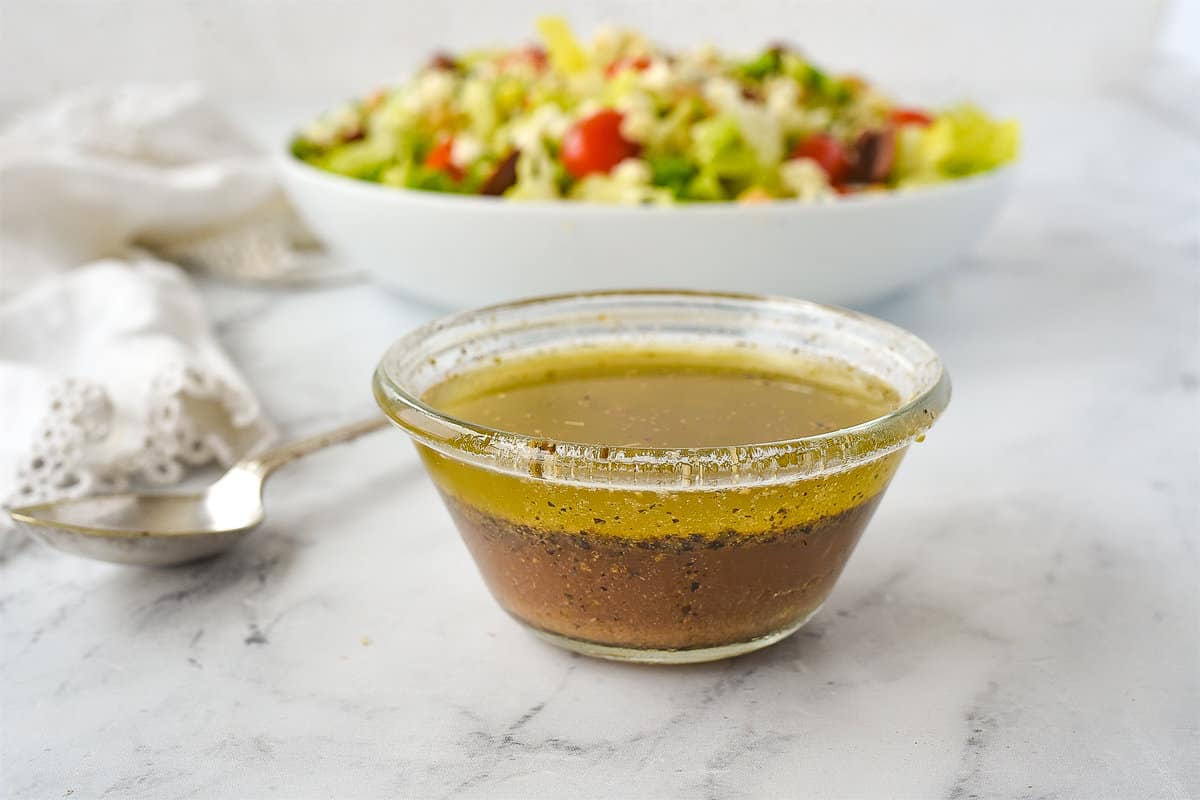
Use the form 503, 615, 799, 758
7, 417, 387, 567
9, 493, 258, 566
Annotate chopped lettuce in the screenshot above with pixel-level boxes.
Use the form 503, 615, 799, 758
683, 169, 730, 202
737, 49, 783, 81
322, 138, 395, 180
893, 103, 1019, 185
692, 115, 760, 186
506, 144, 563, 200
460, 78, 498, 140
537, 17, 588, 74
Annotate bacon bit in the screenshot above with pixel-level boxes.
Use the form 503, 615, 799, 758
428, 51, 458, 71
525, 46, 548, 70
343, 125, 365, 143
501, 45, 548, 72
480, 151, 520, 196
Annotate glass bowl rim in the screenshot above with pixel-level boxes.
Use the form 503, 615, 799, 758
373, 289, 951, 488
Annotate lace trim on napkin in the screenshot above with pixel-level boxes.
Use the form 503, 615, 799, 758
8, 363, 270, 507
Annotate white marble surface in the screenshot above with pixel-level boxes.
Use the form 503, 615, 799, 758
3, 94, 1198, 799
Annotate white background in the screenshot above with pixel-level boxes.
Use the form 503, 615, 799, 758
0, 0, 1184, 111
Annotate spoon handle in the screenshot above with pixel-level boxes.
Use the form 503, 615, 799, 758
242, 416, 391, 478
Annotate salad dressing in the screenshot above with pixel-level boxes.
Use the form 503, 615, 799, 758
416, 344, 906, 651
424, 345, 898, 447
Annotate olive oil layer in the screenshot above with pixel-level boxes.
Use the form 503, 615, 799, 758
419, 346, 903, 538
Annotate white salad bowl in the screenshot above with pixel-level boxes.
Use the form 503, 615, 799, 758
278, 150, 1012, 309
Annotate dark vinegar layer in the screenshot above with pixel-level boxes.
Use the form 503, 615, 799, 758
445, 492, 883, 651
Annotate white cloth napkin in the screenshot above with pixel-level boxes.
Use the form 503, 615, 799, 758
0, 85, 290, 510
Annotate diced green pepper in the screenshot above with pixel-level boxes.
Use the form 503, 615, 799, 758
648, 154, 699, 198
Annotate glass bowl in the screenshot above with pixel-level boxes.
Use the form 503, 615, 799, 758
373, 290, 950, 663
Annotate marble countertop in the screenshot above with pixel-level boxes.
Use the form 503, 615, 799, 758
3, 94, 1198, 799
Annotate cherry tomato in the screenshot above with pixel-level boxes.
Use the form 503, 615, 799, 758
604, 55, 652, 78
889, 107, 933, 126
561, 110, 640, 179
790, 134, 849, 185
424, 138, 463, 180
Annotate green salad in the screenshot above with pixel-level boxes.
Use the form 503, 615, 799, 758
292, 17, 1019, 204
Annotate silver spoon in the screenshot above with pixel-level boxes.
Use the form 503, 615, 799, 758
6, 417, 389, 567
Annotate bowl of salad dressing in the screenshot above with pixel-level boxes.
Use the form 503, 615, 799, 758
374, 290, 950, 663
